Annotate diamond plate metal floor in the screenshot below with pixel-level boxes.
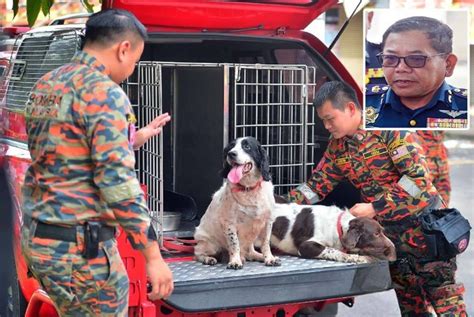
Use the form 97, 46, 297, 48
164, 256, 392, 312
169, 255, 356, 283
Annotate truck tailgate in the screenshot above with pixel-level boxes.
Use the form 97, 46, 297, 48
164, 256, 392, 312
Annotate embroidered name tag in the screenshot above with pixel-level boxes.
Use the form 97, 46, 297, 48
335, 157, 350, 166
427, 118, 467, 129
363, 148, 387, 159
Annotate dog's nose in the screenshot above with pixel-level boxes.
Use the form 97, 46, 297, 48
384, 246, 397, 261
227, 151, 237, 159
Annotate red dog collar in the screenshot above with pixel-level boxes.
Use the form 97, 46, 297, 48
231, 177, 263, 193
337, 211, 345, 247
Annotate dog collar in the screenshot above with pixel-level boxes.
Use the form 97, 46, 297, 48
337, 211, 345, 245
231, 177, 263, 193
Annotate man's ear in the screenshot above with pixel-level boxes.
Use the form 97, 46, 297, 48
117, 40, 132, 63
445, 54, 458, 77
346, 101, 357, 116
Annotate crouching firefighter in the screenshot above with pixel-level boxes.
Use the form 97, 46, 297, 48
20, 9, 173, 317
287, 81, 468, 316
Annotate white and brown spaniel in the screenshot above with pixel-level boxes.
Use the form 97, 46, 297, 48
194, 137, 281, 269
269, 203, 397, 263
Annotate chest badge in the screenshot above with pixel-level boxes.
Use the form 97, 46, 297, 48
439, 110, 468, 118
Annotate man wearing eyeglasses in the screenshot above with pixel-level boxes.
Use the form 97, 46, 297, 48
365, 16, 467, 129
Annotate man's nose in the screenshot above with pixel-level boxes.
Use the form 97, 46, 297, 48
395, 58, 412, 72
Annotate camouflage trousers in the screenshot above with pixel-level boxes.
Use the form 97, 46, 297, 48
384, 223, 466, 316
21, 222, 129, 317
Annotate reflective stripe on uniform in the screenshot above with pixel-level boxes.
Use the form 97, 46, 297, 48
101, 178, 142, 204
398, 175, 421, 198
297, 183, 320, 204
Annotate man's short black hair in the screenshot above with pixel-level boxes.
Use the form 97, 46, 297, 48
381, 16, 453, 54
85, 9, 148, 47
313, 81, 360, 111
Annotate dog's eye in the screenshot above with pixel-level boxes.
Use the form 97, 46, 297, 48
374, 231, 381, 237
243, 144, 251, 150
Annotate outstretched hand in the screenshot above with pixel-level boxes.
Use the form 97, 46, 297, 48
133, 113, 171, 150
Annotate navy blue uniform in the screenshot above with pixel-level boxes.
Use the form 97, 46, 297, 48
365, 41, 386, 86
365, 81, 468, 128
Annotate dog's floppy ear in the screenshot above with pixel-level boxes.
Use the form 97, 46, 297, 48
258, 145, 271, 181
342, 218, 363, 250
220, 140, 235, 178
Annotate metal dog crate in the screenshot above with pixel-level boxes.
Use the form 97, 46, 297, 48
122, 61, 319, 239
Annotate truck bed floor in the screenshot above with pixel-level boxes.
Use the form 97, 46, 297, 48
165, 255, 392, 312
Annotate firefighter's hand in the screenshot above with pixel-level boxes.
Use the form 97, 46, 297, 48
133, 113, 171, 150
349, 203, 376, 218
146, 258, 174, 301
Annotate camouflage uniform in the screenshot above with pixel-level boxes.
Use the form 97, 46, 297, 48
288, 129, 466, 316
415, 131, 451, 206
21, 51, 154, 316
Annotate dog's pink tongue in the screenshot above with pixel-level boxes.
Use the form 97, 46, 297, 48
228, 165, 244, 184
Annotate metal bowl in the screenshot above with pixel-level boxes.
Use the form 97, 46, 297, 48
161, 211, 182, 231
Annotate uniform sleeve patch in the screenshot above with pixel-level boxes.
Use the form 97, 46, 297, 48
296, 184, 320, 204
397, 175, 421, 198
390, 145, 410, 161
101, 178, 142, 204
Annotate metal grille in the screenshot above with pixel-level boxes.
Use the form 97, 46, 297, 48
122, 62, 164, 237
232, 64, 317, 194
5, 30, 80, 110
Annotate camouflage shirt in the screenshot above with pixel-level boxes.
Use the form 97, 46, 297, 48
288, 129, 440, 223
23, 51, 151, 250
414, 131, 450, 205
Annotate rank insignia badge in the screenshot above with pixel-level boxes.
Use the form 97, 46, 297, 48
365, 107, 379, 124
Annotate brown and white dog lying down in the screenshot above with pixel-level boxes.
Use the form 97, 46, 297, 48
266, 203, 397, 263
194, 137, 281, 269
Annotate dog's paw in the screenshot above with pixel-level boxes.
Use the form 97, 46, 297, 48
202, 257, 218, 265
227, 261, 243, 270
350, 255, 375, 264
265, 256, 281, 266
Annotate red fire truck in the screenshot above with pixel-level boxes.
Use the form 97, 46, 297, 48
1, 1, 392, 316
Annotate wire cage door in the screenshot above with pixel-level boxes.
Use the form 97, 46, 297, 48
122, 61, 165, 242
231, 64, 317, 195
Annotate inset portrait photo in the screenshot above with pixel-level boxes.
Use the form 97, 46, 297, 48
364, 9, 469, 130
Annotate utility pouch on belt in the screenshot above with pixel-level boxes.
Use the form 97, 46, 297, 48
419, 208, 471, 260
83, 221, 100, 259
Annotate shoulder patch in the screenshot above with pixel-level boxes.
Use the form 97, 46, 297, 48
366, 84, 389, 96
452, 88, 467, 98
365, 106, 380, 124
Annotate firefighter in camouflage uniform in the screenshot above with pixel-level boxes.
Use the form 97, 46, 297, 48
21, 9, 173, 316
287, 81, 466, 316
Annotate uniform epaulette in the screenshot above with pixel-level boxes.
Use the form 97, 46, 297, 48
365, 84, 389, 96
452, 88, 467, 99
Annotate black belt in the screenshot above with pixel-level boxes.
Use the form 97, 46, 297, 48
25, 215, 115, 243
